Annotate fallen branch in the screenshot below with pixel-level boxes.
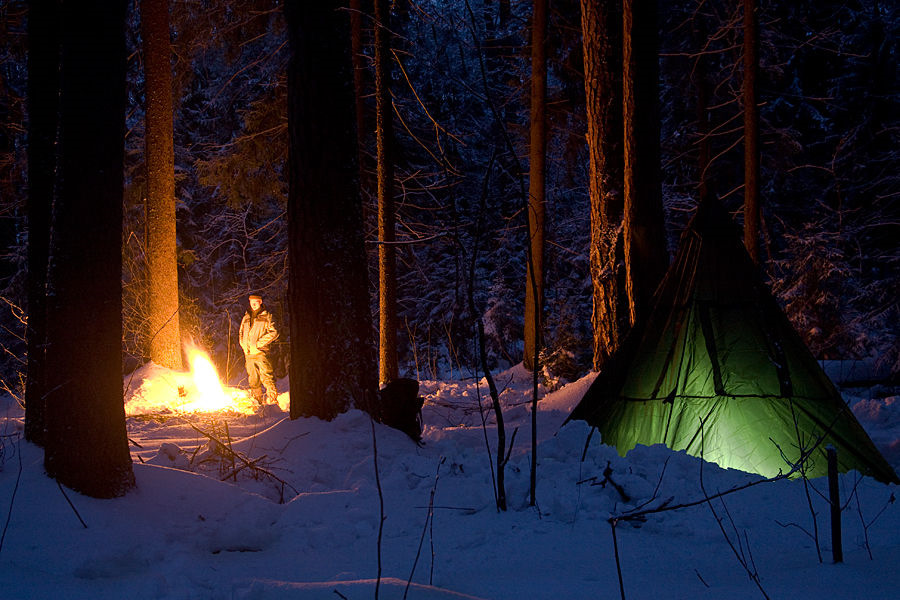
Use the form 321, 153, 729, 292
182, 419, 299, 496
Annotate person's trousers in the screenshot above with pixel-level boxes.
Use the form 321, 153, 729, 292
245, 353, 276, 399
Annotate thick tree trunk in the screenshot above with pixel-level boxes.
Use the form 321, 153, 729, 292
349, 0, 373, 210
350, 0, 367, 158
523, 0, 547, 373
581, 0, 623, 371
285, 2, 378, 420
375, 0, 398, 384
43, 0, 134, 498
622, 0, 668, 327
141, 0, 182, 368
24, 0, 60, 446
743, 0, 760, 263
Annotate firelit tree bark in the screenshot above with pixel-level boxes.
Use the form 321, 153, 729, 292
24, 0, 60, 446
285, 2, 378, 420
622, 0, 668, 327
375, 0, 399, 385
523, 0, 547, 374
43, 0, 134, 498
141, 0, 182, 368
743, 0, 760, 263
581, 0, 623, 371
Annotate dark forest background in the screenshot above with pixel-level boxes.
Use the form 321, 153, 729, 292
0, 0, 897, 392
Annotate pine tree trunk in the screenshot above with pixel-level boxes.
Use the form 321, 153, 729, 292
24, 0, 60, 446
743, 0, 760, 262
142, 0, 182, 368
349, 0, 373, 212
622, 0, 668, 327
375, 0, 398, 384
523, 0, 547, 372
581, 0, 623, 371
43, 0, 134, 498
285, 2, 378, 420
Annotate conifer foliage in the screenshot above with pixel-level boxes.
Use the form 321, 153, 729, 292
0, 0, 897, 410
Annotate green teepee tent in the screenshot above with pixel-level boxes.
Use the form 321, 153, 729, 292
568, 200, 898, 483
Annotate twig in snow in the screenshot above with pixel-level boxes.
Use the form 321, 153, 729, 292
370, 413, 385, 600
405, 456, 445, 598
786, 399, 822, 562
695, 569, 710, 588
609, 518, 626, 600
700, 426, 770, 600
57, 481, 88, 529
851, 475, 895, 560
0, 437, 23, 555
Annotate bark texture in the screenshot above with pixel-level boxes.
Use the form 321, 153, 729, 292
285, 2, 378, 420
622, 0, 668, 327
142, 0, 182, 368
581, 0, 623, 370
375, 0, 399, 384
43, 0, 135, 498
24, 0, 60, 445
523, 0, 548, 373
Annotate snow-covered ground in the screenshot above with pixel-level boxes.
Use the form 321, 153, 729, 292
1, 363, 899, 599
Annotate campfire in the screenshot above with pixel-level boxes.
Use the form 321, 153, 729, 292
124, 346, 264, 416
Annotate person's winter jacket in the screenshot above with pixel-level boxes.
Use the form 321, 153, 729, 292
239, 307, 279, 356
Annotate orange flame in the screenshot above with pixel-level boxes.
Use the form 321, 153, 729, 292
125, 347, 267, 416
187, 349, 230, 411
179, 348, 256, 414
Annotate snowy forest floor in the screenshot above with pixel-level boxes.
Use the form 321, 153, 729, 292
1, 363, 899, 599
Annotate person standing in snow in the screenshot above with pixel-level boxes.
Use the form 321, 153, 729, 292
239, 293, 279, 405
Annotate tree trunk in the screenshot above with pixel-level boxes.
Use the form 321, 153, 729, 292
43, 0, 134, 498
349, 0, 373, 211
285, 2, 378, 420
350, 0, 367, 158
24, 0, 60, 446
141, 0, 182, 368
743, 0, 760, 263
581, 0, 623, 371
622, 0, 668, 327
523, 0, 547, 373
375, 0, 398, 384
